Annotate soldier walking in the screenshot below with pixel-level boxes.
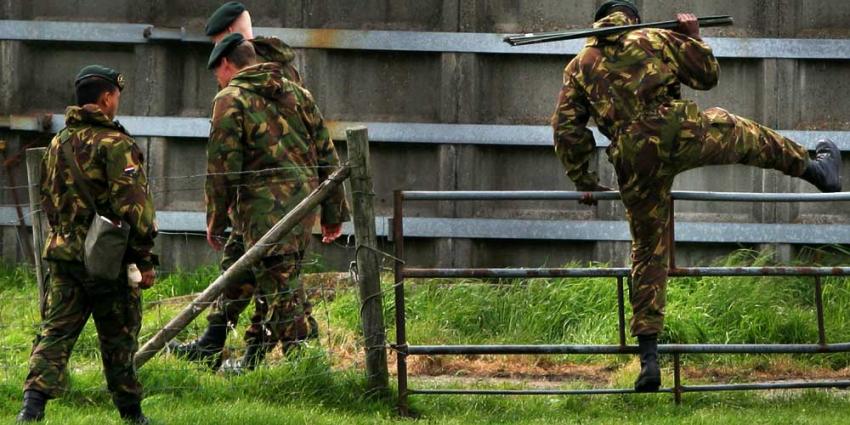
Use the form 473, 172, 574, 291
169, 1, 323, 370
203, 34, 348, 371
16, 66, 158, 423
553, 1, 842, 392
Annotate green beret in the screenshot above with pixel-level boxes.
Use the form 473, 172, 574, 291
208, 32, 245, 69
205, 1, 246, 36
75, 65, 125, 91
595, 0, 640, 22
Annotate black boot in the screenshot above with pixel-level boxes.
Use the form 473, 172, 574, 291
16, 390, 47, 423
166, 323, 227, 370
118, 404, 150, 425
307, 315, 320, 340
634, 334, 661, 392
801, 139, 842, 192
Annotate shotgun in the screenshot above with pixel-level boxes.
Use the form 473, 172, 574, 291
504, 15, 733, 46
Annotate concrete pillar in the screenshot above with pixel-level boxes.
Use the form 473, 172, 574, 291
760, 59, 801, 262
435, 49, 477, 267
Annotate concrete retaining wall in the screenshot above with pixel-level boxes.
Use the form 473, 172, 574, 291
1, 1, 849, 271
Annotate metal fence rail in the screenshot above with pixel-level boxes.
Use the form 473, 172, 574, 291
3, 207, 850, 245
4, 20, 850, 60
391, 189, 850, 412
4, 114, 850, 152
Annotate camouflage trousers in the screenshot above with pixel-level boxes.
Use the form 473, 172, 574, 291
609, 101, 809, 336
247, 251, 313, 353
206, 233, 263, 340
24, 260, 143, 409
206, 234, 314, 345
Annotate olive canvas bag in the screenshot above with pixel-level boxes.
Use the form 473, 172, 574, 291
60, 139, 130, 281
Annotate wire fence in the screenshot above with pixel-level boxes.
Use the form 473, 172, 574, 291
2, 143, 850, 408
0, 241, 398, 400
0, 154, 397, 403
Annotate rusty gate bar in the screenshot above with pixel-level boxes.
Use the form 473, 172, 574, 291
680, 381, 850, 392
392, 190, 409, 416
617, 277, 627, 348
815, 276, 827, 346
407, 380, 850, 396
401, 190, 850, 202
406, 343, 850, 355
411, 388, 674, 395
403, 267, 850, 278
392, 190, 850, 410
673, 354, 682, 405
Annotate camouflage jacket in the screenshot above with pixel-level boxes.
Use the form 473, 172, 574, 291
552, 12, 720, 190
41, 105, 158, 268
206, 62, 349, 254
252, 36, 303, 86
216, 37, 305, 237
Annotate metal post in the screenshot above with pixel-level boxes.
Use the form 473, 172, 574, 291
617, 276, 626, 349
815, 277, 826, 346
25, 147, 47, 318
393, 190, 410, 416
347, 126, 389, 396
668, 199, 676, 269
673, 353, 682, 405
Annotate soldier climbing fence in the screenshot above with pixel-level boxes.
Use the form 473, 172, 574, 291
391, 189, 850, 414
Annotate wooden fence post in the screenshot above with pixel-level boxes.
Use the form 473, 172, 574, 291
135, 166, 351, 368
347, 126, 389, 396
25, 147, 47, 318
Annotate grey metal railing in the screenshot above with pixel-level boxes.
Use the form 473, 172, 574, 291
391, 189, 850, 413
4, 20, 850, 59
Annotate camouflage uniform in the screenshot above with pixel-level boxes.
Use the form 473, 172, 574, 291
552, 12, 810, 336
25, 105, 157, 409
206, 62, 348, 351
206, 36, 310, 343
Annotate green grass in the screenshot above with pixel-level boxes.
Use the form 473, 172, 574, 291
1, 249, 850, 424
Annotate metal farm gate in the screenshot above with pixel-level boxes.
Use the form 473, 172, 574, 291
390, 190, 850, 413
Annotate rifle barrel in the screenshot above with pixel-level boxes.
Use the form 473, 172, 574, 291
504, 16, 733, 46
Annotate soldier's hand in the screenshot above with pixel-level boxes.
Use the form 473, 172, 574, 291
321, 223, 343, 244
139, 267, 156, 289
676, 13, 700, 39
579, 184, 613, 206
206, 228, 224, 251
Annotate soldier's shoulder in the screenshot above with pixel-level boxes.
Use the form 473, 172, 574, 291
569, 47, 601, 74
283, 79, 314, 102
629, 27, 670, 45
213, 85, 250, 105
252, 36, 296, 64
92, 127, 135, 149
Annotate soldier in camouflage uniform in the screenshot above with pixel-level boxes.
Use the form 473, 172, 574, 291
553, 1, 842, 392
169, 1, 320, 369
203, 34, 348, 371
17, 65, 157, 424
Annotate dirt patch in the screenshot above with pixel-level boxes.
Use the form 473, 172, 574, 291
302, 272, 354, 304
406, 355, 615, 386
336, 349, 850, 387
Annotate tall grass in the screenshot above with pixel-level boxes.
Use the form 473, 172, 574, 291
1, 249, 850, 423
335, 248, 850, 368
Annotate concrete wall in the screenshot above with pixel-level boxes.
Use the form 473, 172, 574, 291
1, 1, 849, 272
